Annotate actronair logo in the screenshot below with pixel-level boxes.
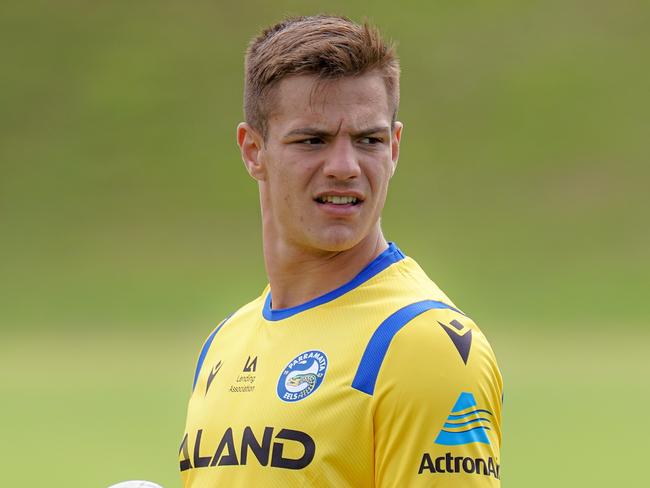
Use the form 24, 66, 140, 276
435, 392, 493, 446
418, 452, 500, 479
418, 392, 499, 479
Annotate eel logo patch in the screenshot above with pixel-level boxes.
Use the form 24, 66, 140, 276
277, 350, 328, 402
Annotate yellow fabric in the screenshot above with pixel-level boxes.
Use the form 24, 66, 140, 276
180, 253, 502, 487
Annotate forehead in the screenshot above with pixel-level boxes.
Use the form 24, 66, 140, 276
266, 72, 392, 136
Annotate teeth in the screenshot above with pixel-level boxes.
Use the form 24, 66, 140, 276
319, 195, 358, 204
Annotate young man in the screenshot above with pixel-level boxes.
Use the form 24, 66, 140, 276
180, 15, 503, 487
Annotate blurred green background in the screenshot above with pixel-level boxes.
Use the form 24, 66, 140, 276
1, 0, 648, 486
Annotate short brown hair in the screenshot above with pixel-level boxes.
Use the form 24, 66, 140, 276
244, 15, 400, 137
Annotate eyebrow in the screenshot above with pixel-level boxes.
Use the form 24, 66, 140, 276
284, 125, 391, 139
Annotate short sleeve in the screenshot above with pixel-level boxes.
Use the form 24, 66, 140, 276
372, 308, 503, 487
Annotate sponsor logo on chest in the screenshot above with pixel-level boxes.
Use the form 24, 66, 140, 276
179, 426, 315, 472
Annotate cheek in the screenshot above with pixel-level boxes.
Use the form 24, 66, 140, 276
269, 169, 308, 214
365, 161, 393, 194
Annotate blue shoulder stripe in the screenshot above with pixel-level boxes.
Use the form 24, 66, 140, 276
351, 300, 463, 396
192, 314, 233, 391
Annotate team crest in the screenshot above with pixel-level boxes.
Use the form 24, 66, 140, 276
277, 350, 328, 402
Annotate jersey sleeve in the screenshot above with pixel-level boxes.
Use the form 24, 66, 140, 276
372, 307, 503, 487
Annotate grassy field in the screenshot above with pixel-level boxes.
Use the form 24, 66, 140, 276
1, 0, 648, 486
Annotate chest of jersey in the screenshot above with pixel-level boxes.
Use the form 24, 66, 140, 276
180, 300, 387, 487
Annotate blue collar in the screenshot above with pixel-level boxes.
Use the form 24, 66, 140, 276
263, 242, 405, 321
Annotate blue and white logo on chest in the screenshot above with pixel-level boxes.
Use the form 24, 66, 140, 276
277, 350, 328, 402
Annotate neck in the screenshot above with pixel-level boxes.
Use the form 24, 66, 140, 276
263, 227, 388, 311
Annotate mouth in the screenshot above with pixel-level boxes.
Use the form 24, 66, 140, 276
314, 194, 363, 206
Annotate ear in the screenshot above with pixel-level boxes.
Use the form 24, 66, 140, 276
390, 121, 403, 175
237, 122, 266, 181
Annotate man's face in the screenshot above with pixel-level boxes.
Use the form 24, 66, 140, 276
242, 72, 402, 253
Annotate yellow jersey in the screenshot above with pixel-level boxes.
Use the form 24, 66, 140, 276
180, 243, 503, 487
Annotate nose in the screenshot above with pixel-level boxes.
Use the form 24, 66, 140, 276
322, 137, 361, 180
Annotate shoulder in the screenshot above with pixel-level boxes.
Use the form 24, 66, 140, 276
371, 304, 502, 421
190, 291, 266, 390
352, 300, 497, 391
396, 306, 494, 364
379, 255, 462, 309
350, 253, 498, 394
194, 290, 266, 356
203, 289, 267, 337
379, 254, 497, 370
368, 303, 503, 437
350, 256, 503, 405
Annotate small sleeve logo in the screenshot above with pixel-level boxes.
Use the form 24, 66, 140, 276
437, 320, 472, 365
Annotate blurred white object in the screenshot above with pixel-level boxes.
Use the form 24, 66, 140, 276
107, 482, 163, 488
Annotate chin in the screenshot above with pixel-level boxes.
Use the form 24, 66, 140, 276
307, 228, 366, 253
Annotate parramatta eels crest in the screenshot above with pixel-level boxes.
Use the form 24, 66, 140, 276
277, 350, 328, 402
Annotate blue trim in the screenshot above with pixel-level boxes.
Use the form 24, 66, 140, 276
263, 242, 405, 321
351, 299, 464, 395
192, 315, 232, 390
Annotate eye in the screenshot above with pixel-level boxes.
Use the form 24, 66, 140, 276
359, 136, 382, 145
298, 137, 324, 145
